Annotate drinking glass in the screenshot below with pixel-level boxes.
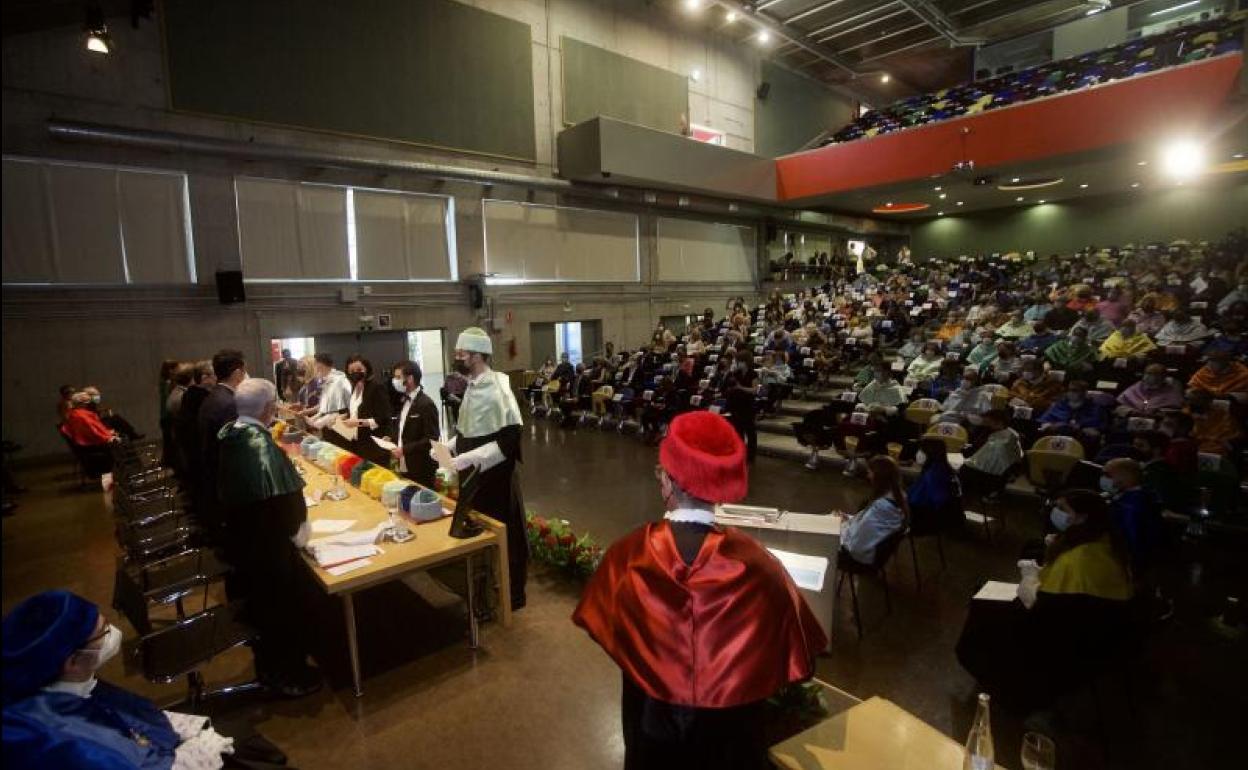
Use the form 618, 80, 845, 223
1021, 732, 1055, 770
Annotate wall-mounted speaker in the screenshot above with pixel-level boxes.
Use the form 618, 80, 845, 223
764, 223, 777, 243
468, 279, 485, 310
756, 82, 771, 101
215, 270, 245, 304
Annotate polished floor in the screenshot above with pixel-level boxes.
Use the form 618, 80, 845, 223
3, 420, 1244, 769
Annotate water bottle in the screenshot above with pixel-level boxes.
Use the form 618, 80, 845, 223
963, 692, 994, 770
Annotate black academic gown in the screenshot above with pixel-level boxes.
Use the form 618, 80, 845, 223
457, 424, 527, 610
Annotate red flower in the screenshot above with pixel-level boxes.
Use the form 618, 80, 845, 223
558, 533, 575, 547
543, 534, 558, 549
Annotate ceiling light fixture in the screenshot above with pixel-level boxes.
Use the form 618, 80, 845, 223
1160, 137, 1206, 181
938, 193, 946, 199
880, 73, 891, 84
1150, 1, 1200, 18
1131, 182, 1141, 188
1079, 183, 1089, 189
872, 202, 929, 214
1137, 160, 1148, 166
1038, 200, 1046, 204
934, 186, 942, 191
690, 68, 702, 82
956, 201, 964, 206
998, 177, 1064, 191
756, 30, 772, 45
937, 212, 945, 216
726, 11, 737, 23
1234, 153, 1245, 159
683, 0, 701, 12
1011, 177, 1020, 183
84, 4, 112, 54
1016, 196, 1024, 202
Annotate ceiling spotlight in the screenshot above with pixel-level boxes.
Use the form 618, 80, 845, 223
1038, 200, 1046, 204
934, 186, 942, 191
690, 68, 702, 82
1160, 138, 1206, 181
683, 0, 701, 12
880, 73, 891, 84
956, 201, 964, 206
937, 212, 945, 216
756, 30, 772, 45
938, 193, 947, 199
1016, 196, 1024, 202
885, 202, 893, 206
726, 11, 737, 22
1079, 183, 1089, 189
1011, 177, 1020, 183
84, 4, 112, 54
1234, 153, 1245, 160
1130, 182, 1141, 188
1138, 160, 1148, 166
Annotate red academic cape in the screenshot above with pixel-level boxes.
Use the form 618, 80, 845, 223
573, 521, 828, 709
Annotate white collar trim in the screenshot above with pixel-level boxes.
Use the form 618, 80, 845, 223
664, 508, 716, 525
44, 677, 98, 698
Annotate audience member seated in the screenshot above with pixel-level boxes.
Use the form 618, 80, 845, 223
959, 409, 1023, 501
81, 386, 140, 441
1070, 309, 1114, 346
956, 490, 1134, 713
59, 392, 118, 477
1099, 318, 1156, 362
1008, 359, 1064, 413
1184, 388, 1243, 456
965, 329, 1000, 369
1039, 380, 1108, 452
1155, 309, 1210, 347
857, 366, 908, 415
1131, 431, 1197, 514
1018, 322, 1059, 355
941, 370, 993, 424
1095, 287, 1130, 326
897, 329, 927, 363
995, 310, 1033, 341
1127, 295, 1167, 336
1115, 363, 1183, 416
1023, 296, 1053, 325
1043, 326, 1097, 378
907, 438, 965, 535
984, 341, 1022, 382
1, 590, 287, 769
1203, 317, 1248, 358
1158, 412, 1199, 473
835, 456, 908, 566
906, 342, 944, 382
1186, 349, 1248, 397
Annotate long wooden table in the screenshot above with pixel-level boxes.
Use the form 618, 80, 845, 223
770, 695, 1009, 770
293, 456, 510, 697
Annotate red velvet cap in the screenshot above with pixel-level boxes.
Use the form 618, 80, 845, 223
659, 411, 747, 504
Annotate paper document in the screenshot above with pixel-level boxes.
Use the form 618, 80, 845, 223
326, 559, 373, 577
782, 512, 842, 536
371, 435, 398, 452
304, 496, 319, 508
310, 519, 355, 534
973, 581, 1019, 602
307, 543, 379, 569
329, 418, 357, 442
431, 440, 456, 472
307, 522, 388, 550
766, 548, 829, 592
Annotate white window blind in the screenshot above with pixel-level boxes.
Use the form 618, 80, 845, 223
353, 189, 454, 281
235, 178, 349, 281
656, 217, 756, 283
2, 157, 194, 285
484, 200, 638, 283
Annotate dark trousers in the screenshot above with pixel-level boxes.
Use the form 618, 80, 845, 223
730, 414, 757, 462
621, 677, 767, 770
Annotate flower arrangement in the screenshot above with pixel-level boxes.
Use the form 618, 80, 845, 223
525, 511, 604, 579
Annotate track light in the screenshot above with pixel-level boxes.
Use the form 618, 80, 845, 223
1160, 138, 1205, 182
683, 0, 702, 12
726, 11, 737, 23
84, 4, 112, 55
880, 73, 891, 84
756, 30, 772, 45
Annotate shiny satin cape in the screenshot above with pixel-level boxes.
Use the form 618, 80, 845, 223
216, 421, 305, 507
573, 521, 827, 709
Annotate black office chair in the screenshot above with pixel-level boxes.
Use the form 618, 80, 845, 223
835, 528, 907, 639
113, 547, 231, 622
114, 570, 261, 710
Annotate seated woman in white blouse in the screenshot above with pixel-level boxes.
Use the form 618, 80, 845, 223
836, 455, 909, 566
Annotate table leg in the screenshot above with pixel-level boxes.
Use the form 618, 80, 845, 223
465, 554, 479, 649
343, 593, 363, 697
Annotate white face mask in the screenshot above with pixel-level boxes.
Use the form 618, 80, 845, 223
1050, 507, 1074, 532
392, 377, 406, 393
915, 450, 927, 467
79, 624, 122, 670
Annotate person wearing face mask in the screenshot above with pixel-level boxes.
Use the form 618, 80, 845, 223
965, 330, 999, 370
574, 412, 825, 770
956, 490, 1133, 712
59, 392, 120, 478
995, 309, 1034, 341
960, 409, 1024, 503
1070, 309, 1114, 347
906, 342, 944, 382
440, 327, 528, 610
1099, 319, 1155, 362
896, 329, 927, 364
82, 386, 141, 441
857, 366, 907, 416
907, 437, 964, 536
1184, 387, 1243, 456
1044, 327, 1097, 378
338, 355, 392, 466
216, 378, 321, 698
173, 361, 216, 489
1017, 321, 1059, 356
1127, 296, 1166, 336
1187, 350, 1248, 397
1202, 317, 1248, 358
1039, 380, 1108, 452
1155, 309, 1210, 347
2, 591, 294, 769
296, 353, 351, 429
940, 369, 992, 423
387, 360, 440, 489
1215, 280, 1248, 315
1131, 430, 1197, 514
1116, 363, 1183, 416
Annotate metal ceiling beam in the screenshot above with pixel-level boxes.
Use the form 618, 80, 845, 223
708, 0, 866, 76
816, 7, 912, 41
858, 33, 942, 62
838, 23, 929, 54
808, 3, 905, 37
779, 0, 856, 26
948, 0, 1010, 17
895, 0, 983, 45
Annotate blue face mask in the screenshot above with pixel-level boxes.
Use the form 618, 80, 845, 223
1099, 476, 1116, 495
1050, 507, 1074, 532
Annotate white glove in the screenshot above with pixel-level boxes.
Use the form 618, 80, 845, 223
1017, 559, 1041, 609
291, 520, 310, 549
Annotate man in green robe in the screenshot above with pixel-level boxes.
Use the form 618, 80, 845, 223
1043, 326, 1097, 378
217, 378, 321, 698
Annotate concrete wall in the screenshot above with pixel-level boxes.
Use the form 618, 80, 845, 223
909, 181, 1248, 258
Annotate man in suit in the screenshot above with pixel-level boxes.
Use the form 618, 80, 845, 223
387, 360, 440, 488
197, 349, 247, 540
273, 348, 298, 400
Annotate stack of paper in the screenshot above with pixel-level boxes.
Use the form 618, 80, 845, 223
305, 523, 387, 568
766, 547, 829, 592
972, 581, 1019, 602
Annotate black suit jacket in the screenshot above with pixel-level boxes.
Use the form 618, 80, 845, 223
197, 384, 237, 503
348, 380, 393, 465
387, 389, 440, 487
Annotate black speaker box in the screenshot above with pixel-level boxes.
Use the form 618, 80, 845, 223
215, 270, 245, 304
764, 223, 777, 243
756, 82, 770, 100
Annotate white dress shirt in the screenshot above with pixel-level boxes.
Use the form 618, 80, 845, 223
395, 386, 422, 472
